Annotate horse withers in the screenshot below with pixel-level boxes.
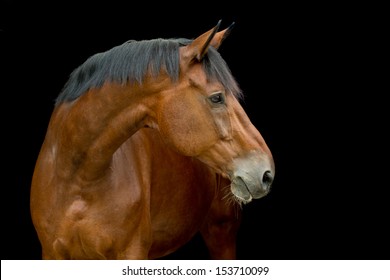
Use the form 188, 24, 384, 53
30, 20, 275, 259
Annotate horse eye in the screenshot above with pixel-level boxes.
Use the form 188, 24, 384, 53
209, 93, 224, 104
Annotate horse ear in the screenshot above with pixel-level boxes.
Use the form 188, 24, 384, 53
212, 21, 235, 50
181, 20, 235, 63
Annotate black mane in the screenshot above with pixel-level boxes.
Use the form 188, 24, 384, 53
55, 38, 241, 105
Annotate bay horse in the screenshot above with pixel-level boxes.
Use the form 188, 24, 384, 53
30, 20, 275, 260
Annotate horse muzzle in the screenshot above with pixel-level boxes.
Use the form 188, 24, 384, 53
229, 151, 275, 204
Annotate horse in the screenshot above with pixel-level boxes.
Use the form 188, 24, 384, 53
30, 20, 275, 260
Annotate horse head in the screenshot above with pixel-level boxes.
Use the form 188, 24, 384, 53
154, 20, 275, 204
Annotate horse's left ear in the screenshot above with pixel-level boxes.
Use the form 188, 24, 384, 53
181, 20, 235, 63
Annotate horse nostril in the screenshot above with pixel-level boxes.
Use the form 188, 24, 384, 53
262, 170, 274, 187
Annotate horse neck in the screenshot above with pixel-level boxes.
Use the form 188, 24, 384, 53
49, 81, 162, 182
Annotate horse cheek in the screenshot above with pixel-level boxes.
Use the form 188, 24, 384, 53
157, 95, 216, 156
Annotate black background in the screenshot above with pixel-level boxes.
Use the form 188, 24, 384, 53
1, 2, 388, 260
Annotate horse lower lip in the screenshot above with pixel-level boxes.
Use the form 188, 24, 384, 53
237, 177, 250, 191
231, 177, 252, 201
233, 177, 268, 200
